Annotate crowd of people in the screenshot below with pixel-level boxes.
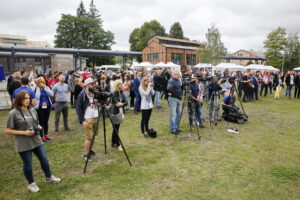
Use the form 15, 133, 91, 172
3, 66, 300, 192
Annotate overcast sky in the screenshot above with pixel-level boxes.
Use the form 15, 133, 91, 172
0, 0, 299, 53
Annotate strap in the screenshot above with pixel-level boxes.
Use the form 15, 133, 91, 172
19, 109, 39, 129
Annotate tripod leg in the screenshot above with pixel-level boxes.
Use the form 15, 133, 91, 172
83, 114, 101, 173
104, 108, 132, 167
102, 107, 107, 154
234, 84, 247, 117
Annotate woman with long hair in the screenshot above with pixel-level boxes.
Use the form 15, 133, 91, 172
122, 74, 131, 110
111, 79, 128, 151
34, 77, 54, 142
4, 91, 61, 193
139, 77, 155, 138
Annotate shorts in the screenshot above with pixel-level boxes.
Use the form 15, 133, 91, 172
84, 118, 99, 140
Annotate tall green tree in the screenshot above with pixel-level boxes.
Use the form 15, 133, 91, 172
264, 27, 287, 69
129, 28, 140, 51
169, 22, 184, 39
129, 20, 166, 51
199, 24, 227, 65
88, 0, 100, 18
77, 1, 87, 17
54, 1, 115, 66
284, 33, 300, 71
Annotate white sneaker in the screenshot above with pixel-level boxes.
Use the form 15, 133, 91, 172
117, 145, 123, 151
46, 175, 61, 183
27, 182, 40, 192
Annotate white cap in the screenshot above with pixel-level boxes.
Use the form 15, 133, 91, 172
84, 78, 96, 85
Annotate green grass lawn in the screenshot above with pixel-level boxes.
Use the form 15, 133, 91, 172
0, 93, 299, 200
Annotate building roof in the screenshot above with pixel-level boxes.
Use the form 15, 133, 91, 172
161, 43, 199, 51
156, 36, 201, 45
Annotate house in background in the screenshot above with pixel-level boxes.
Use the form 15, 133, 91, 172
142, 36, 202, 70
224, 49, 265, 66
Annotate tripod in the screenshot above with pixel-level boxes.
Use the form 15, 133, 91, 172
83, 103, 132, 173
206, 89, 221, 131
176, 84, 201, 140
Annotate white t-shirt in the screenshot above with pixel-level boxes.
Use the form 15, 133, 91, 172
84, 97, 99, 119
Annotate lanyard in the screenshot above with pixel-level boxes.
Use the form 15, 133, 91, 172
19, 109, 38, 130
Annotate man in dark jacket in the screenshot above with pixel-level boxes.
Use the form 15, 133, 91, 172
76, 78, 99, 161
133, 71, 142, 113
167, 70, 182, 134
153, 70, 164, 109
294, 71, 300, 98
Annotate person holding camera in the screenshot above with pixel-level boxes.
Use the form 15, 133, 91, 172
188, 77, 205, 128
76, 78, 99, 161
111, 79, 128, 151
167, 70, 182, 134
34, 77, 54, 142
139, 77, 155, 137
4, 91, 61, 193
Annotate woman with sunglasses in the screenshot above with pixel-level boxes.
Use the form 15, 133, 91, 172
4, 91, 61, 193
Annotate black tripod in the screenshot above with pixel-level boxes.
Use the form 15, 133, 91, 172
83, 103, 132, 173
176, 84, 201, 140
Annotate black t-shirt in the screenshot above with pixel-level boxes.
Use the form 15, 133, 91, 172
8, 81, 21, 95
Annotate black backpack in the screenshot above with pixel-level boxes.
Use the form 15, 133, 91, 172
147, 129, 157, 138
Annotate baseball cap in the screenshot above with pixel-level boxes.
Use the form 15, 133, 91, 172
84, 78, 96, 85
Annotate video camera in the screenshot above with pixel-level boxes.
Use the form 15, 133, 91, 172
94, 86, 111, 104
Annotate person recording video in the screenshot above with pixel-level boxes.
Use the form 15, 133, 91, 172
188, 77, 205, 128
76, 78, 99, 161
111, 79, 128, 151
4, 91, 61, 193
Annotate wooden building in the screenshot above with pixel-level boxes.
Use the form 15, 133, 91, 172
142, 36, 202, 70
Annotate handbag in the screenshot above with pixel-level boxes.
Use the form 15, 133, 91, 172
147, 128, 157, 138
110, 106, 124, 125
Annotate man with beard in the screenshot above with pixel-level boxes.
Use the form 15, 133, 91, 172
76, 78, 99, 161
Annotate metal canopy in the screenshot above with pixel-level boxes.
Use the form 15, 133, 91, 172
223, 56, 265, 61
0, 46, 142, 57
0, 52, 50, 58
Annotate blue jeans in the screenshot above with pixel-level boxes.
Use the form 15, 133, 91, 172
18, 145, 52, 184
168, 97, 181, 132
189, 102, 203, 125
155, 91, 162, 107
286, 85, 293, 98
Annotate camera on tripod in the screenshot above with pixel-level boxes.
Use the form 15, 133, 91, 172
94, 88, 111, 104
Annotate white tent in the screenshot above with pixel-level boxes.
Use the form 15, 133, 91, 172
154, 62, 168, 68
193, 63, 212, 69
214, 63, 245, 71
293, 67, 300, 70
166, 62, 181, 71
246, 64, 279, 71
139, 62, 154, 67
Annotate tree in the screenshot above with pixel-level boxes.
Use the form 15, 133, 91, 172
264, 27, 287, 69
54, 1, 115, 66
129, 20, 166, 51
129, 28, 140, 51
77, 1, 87, 17
169, 22, 184, 39
284, 33, 300, 71
199, 24, 227, 65
88, 0, 100, 18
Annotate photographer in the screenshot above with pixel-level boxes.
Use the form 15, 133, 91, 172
111, 80, 128, 151
4, 91, 61, 193
139, 77, 155, 138
167, 70, 182, 134
34, 77, 54, 142
188, 77, 205, 128
222, 92, 238, 113
76, 78, 99, 161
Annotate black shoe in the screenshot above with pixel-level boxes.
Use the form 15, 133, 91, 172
89, 150, 96, 156
170, 131, 178, 134
83, 154, 92, 161
176, 129, 182, 133
199, 124, 205, 128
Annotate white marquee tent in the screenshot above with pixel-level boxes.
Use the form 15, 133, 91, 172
213, 63, 245, 71
293, 67, 300, 70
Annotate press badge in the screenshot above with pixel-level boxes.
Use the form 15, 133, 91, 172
42, 102, 47, 109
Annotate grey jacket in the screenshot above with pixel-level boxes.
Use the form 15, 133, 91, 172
139, 85, 155, 110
